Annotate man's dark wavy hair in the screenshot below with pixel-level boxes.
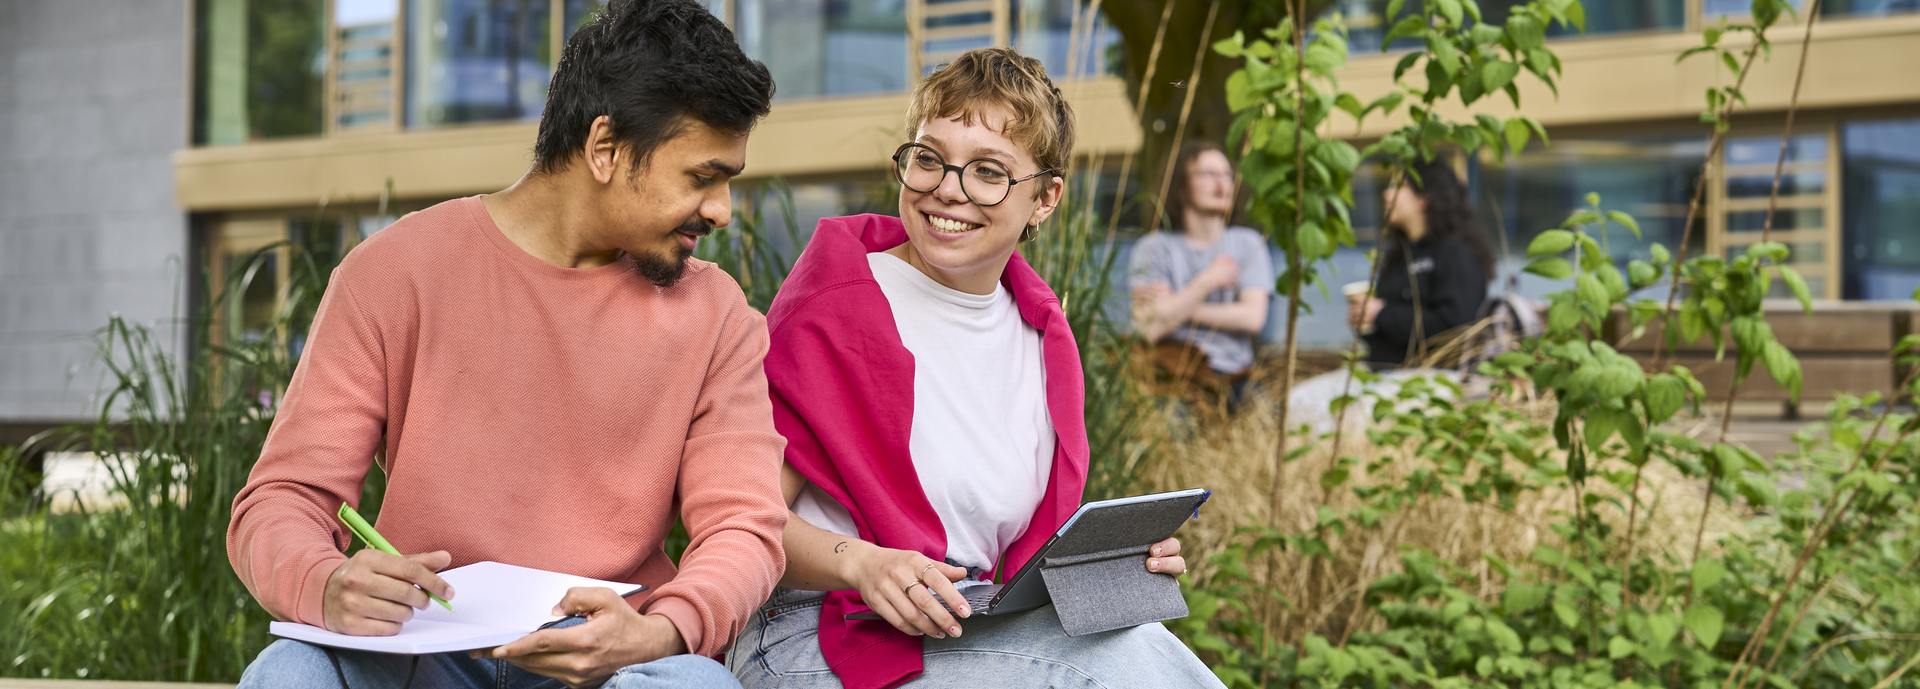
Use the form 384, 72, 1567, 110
532, 0, 774, 175
1387, 155, 1497, 282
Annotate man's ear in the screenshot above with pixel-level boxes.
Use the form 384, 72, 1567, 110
584, 115, 620, 185
1028, 176, 1066, 227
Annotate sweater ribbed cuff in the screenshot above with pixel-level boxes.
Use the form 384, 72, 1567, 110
644, 596, 707, 657
297, 555, 347, 628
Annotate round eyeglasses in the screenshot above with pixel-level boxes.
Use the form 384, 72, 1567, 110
891, 143, 1057, 207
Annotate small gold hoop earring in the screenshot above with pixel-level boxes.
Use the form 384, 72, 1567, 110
1020, 224, 1038, 242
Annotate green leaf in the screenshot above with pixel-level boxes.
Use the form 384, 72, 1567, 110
1685, 605, 1726, 649
1503, 582, 1549, 613
1387, 0, 1409, 21
1482, 60, 1520, 95
1434, 0, 1464, 25
1763, 340, 1802, 401
1487, 619, 1524, 654
1711, 443, 1747, 480
1648, 611, 1681, 650
1528, 229, 1576, 258
1606, 210, 1642, 239
1553, 600, 1580, 627
1565, 209, 1601, 228
1427, 34, 1462, 75
1651, 242, 1672, 265
1526, 257, 1575, 280
1504, 117, 1533, 154
1298, 221, 1332, 259
1740, 473, 1780, 507
1692, 559, 1726, 591
1212, 34, 1246, 59
1577, 273, 1611, 317
1366, 91, 1406, 117
1599, 265, 1629, 300
1385, 16, 1430, 51
1780, 265, 1813, 312
1609, 635, 1636, 659
1731, 315, 1771, 354
1326, 647, 1358, 679
1565, 0, 1587, 31
1628, 260, 1660, 289
1645, 374, 1686, 424
1507, 14, 1546, 49
1224, 70, 1255, 112
1335, 93, 1365, 120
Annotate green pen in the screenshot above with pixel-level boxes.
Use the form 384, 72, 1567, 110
337, 503, 454, 611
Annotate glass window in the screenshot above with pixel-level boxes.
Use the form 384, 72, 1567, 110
406, 0, 555, 127
735, 0, 909, 99
564, 0, 604, 41
1473, 135, 1708, 292
1011, 0, 1124, 81
193, 0, 328, 145
333, 0, 400, 130
1841, 119, 1920, 301
1820, 0, 1920, 17
1343, 0, 1683, 54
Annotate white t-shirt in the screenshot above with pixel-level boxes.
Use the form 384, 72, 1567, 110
790, 252, 1055, 573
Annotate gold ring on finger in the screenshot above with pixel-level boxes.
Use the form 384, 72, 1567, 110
920, 562, 939, 578
903, 581, 925, 595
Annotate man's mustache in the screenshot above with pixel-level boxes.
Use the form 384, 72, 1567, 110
675, 218, 713, 238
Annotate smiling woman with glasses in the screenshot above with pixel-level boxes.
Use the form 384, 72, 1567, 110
729, 47, 1223, 689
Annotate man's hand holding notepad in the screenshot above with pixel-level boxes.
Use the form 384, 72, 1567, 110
270, 561, 648, 655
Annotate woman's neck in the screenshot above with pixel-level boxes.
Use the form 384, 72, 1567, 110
1397, 214, 1429, 243
884, 242, 1009, 295
1180, 209, 1227, 247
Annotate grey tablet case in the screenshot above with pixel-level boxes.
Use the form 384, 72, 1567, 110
842, 488, 1210, 635
1035, 488, 1210, 636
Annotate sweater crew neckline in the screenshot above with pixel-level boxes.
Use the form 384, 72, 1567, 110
464, 195, 641, 282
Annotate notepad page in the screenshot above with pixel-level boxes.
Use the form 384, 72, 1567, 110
411, 561, 645, 630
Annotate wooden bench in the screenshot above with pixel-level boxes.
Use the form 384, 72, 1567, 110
1605, 301, 1919, 417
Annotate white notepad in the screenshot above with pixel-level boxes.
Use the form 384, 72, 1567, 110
268, 561, 647, 655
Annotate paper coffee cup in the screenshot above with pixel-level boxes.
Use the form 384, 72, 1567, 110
1344, 281, 1375, 334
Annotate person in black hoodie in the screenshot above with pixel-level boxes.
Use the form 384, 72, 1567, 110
1351, 157, 1496, 366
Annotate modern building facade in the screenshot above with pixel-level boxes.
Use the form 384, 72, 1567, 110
3, 0, 1919, 433
1, 0, 191, 443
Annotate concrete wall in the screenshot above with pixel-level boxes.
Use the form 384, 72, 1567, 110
0, 0, 188, 423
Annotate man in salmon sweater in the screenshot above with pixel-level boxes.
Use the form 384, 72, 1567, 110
226, 1, 785, 687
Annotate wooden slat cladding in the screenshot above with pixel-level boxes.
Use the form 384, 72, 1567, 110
1609, 306, 1900, 353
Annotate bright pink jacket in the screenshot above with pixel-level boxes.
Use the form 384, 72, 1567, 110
764, 214, 1090, 689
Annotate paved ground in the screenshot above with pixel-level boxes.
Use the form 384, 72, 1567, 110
1718, 400, 1819, 460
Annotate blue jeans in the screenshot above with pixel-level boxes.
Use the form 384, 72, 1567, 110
727, 588, 1225, 688
238, 618, 740, 689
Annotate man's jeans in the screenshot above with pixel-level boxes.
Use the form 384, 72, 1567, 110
237, 618, 740, 689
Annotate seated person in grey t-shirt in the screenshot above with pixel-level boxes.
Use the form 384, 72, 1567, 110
1129, 140, 1274, 389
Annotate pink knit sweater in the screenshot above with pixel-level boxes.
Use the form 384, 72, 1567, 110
226, 196, 789, 657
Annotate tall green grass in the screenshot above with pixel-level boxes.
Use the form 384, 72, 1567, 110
0, 232, 348, 680
1019, 177, 1161, 502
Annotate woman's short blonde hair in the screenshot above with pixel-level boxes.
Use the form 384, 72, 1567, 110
904, 47, 1076, 185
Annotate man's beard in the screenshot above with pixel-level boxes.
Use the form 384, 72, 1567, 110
633, 218, 707, 288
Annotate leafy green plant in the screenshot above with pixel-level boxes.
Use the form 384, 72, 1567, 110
0, 234, 338, 681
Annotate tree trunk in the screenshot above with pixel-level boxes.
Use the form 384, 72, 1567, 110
1100, 0, 1328, 225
